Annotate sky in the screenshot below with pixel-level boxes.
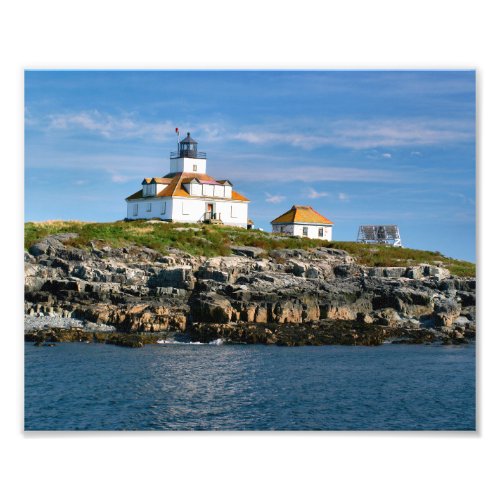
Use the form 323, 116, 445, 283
24, 70, 476, 261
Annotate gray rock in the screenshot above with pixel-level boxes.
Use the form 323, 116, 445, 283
424, 265, 451, 280
406, 266, 423, 279
291, 260, 307, 277
305, 267, 320, 279
383, 267, 408, 278
29, 242, 49, 257
23, 236, 475, 340
453, 316, 470, 326
231, 246, 265, 258
334, 265, 358, 278
148, 266, 195, 289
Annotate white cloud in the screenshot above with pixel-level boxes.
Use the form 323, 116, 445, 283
232, 118, 474, 150
338, 192, 350, 202
382, 153, 392, 158
46, 110, 177, 142
107, 170, 136, 183
411, 151, 422, 156
230, 165, 401, 184
24, 106, 38, 127
265, 192, 286, 204
30, 109, 474, 151
304, 187, 329, 199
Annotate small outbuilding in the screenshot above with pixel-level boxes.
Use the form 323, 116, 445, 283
271, 205, 333, 240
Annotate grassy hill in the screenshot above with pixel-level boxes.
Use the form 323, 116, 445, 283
24, 220, 476, 277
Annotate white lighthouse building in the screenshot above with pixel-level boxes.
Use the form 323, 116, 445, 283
125, 132, 250, 227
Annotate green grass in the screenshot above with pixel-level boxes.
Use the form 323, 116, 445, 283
24, 220, 476, 277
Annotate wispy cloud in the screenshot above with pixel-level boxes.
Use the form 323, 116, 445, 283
338, 192, 350, 202
24, 106, 38, 127
303, 187, 329, 199
230, 165, 402, 183
45, 110, 177, 142
265, 192, 286, 204
107, 169, 136, 183
28, 108, 474, 152
232, 118, 474, 150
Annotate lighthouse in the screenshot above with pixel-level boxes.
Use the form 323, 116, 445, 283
125, 132, 250, 227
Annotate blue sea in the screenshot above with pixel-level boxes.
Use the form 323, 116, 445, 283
24, 342, 476, 431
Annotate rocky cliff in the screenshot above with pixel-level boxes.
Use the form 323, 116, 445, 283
24, 233, 476, 346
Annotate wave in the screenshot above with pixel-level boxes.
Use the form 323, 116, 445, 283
156, 338, 224, 346
209, 338, 224, 345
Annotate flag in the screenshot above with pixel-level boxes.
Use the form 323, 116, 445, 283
175, 128, 179, 135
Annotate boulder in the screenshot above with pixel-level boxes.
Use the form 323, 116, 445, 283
191, 293, 234, 323
334, 264, 359, 278
290, 260, 308, 277
356, 312, 374, 324
148, 266, 195, 290
434, 298, 461, 327
305, 267, 320, 279
375, 308, 402, 326
29, 242, 50, 257
406, 266, 423, 279
424, 265, 451, 280
230, 246, 265, 259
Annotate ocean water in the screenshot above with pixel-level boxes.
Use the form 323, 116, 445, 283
24, 342, 476, 431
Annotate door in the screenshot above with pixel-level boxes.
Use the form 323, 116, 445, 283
206, 203, 214, 220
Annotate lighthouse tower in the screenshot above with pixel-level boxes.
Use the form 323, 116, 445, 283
169, 132, 207, 174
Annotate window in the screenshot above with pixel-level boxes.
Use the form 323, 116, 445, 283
146, 203, 152, 212
133, 204, 138, 216
161, 202, 166, 215
231, 204, 241, 218
182, 202, 190, 215
318, 227, 324, 237
193, 164, 197, 172
302, 226, 308, 236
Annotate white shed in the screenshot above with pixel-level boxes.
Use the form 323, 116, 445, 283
271, 205, 333, 241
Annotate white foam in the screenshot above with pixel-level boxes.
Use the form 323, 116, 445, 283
156, 339, 210, 345
209, 338, 224, 345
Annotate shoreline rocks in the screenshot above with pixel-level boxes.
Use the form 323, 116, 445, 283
24, 234, 476, 347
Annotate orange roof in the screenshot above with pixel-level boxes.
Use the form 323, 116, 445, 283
126, 189, 144, 201
142, 177, 172, 185
126, 172, 249, 201
271, 205, 333, 225
231, 190, 249, 201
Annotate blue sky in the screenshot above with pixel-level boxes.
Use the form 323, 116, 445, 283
25, 70, 476, 261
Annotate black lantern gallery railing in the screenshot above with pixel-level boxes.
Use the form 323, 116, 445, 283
170, 150, 207, 159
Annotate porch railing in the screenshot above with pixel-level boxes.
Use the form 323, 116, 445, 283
203, 212, 221, 222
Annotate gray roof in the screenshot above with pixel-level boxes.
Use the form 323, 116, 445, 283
180, 132, 197, 144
